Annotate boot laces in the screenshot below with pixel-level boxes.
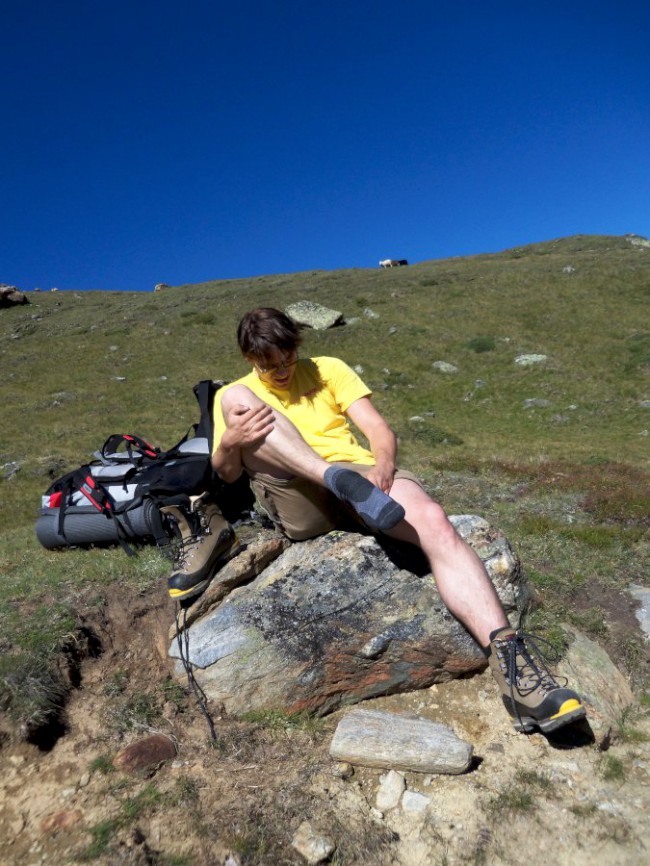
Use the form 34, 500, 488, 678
172, 512, 207, 567
497, 631, 566, 699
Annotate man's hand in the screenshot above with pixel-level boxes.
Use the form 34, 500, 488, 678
365, 462, 395, 494
222, 403, 275, 450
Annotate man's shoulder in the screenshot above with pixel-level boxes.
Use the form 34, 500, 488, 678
311, 356, 352, 374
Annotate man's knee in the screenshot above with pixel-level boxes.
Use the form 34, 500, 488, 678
220, 384, 265, 419
415, 499, 459, 542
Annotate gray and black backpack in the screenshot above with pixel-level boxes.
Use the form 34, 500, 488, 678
35, 380, 253, 555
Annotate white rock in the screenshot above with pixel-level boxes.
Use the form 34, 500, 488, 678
291, 820, 335, 864
432, 361, 458, 374
402, 790, 431, 813
515, 354, 547, 366
376, 769, 406, 811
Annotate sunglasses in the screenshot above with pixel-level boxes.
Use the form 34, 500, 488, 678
254, 353, 299, 375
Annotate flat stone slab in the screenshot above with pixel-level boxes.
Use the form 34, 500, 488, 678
329, 708, 473, 774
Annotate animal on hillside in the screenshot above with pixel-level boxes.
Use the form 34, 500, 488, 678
379, 259, 409, 268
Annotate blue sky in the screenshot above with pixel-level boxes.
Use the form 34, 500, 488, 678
3, 1, 649, 291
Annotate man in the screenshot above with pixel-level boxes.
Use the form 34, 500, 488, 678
208, 307, 585, 735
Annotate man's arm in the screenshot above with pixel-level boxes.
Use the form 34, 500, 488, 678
212, 403, 275, 483
345, 396, 398, 493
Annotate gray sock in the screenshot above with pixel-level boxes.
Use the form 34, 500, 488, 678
324, 466, 405, 532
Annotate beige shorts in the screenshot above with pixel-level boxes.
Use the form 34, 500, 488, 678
249, 462, 423, 541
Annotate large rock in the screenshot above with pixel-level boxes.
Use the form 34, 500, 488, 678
285, 301, 343, 330
169, 516, 530, 717
0, 285, 29, 307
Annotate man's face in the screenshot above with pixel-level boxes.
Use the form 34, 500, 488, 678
249, 348, 298, 389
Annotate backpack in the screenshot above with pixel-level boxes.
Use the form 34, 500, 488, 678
35, 379, 253, 555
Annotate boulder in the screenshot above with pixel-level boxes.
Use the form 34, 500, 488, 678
286, 301, 343, 330
113, 734, 176, 773
557, 627, 635, 729
0, 285, 29, 307
169, 516, 529, 717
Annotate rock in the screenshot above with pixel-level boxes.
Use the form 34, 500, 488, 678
523, 399, 552, 409
291, 820, 335, 864
628, 585, 650, 640
329, 708, 473, 774
625, 235, 650, 248
285, 301, 342, 330
169, 518, 528, 717
557, 627, 635, 728
113, 734, 176, 773
2, 462, 20, 480
331, 761, 354, 779
41, 810, 84, 833
363, 307, 379, 319
0, 285, 29, 306
376, 769, 406, 810
432, 361, 458, 374
515, 354, 547, 366
402, 790, 431, 813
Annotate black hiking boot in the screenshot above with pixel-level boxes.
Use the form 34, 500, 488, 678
162, 498, 239, 602
488, 627, 587, 733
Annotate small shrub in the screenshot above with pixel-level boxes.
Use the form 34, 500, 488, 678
601, 754, 625, 782
624, 332, 650, 371
161, 675, 187, 710
89, 754, 115, 775
488, 788, 534, 815
616, 705, 650, 744
179, 311, 215, 326
239, 709, 325, 735
0, 653, 68, 738
78, 818, 120, 860
170, 775, 201, 807
515, 769, 553, 791
103, 670, 129, 697
567, 607, 608, 639
412, 427, 464, 447
122, 782, 163, 820
466, 335, 495, 353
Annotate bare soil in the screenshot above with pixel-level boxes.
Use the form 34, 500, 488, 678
1, 583, 649, 866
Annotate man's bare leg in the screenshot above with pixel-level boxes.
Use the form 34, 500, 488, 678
381, 478, 508, 647
220, 385, 404, 532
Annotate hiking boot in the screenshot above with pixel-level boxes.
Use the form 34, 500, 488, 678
162, 499, 238, 601
488, 626, 586, 733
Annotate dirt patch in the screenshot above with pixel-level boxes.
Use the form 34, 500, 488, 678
568, 580, 650, 682
1, 584, 649, 866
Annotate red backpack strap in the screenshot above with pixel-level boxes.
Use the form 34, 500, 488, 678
75, 470, 115, 513
101, 434, 160, 463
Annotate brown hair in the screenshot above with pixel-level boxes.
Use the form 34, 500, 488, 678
237, 308, 302, 359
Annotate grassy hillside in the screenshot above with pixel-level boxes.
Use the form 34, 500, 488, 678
1, 234, 649, 737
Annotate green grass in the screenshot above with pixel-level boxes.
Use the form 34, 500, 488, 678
239, 708, 327, 735
1, 233, 649, 737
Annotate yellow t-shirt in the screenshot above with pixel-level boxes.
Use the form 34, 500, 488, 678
212, 356, 374, 464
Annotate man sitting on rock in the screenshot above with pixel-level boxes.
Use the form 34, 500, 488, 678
209, 306, 586, 735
